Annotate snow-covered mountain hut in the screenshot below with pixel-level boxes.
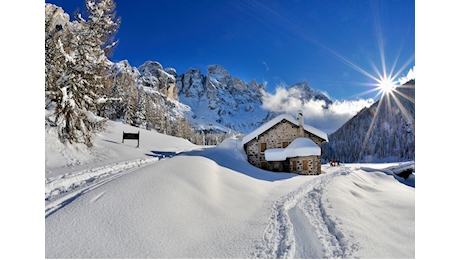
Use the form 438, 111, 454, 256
242, 111, 328, 175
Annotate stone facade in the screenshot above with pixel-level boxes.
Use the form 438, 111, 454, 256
289, 155, 322, 175
243, 119, 326, 175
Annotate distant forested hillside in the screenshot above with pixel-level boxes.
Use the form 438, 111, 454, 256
321, 80, 415, 163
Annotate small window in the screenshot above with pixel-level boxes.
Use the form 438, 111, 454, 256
282, 142, 289, 148
260, 143, 267, 153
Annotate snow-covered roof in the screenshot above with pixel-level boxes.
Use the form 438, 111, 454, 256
242, 114, 328, 145
265, 138, 321, 161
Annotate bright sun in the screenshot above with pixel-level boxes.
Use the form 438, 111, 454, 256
378, 77, 397, 94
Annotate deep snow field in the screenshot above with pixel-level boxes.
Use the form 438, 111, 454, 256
45, 119, 415, 259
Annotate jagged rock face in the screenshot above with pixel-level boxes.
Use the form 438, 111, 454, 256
175, 64, 275, 132
205, 65, 236, 111
177, 68, 205, 100
45, 3, 70, 34
138, 61, 178, 100
110, 61, 331, 134
112, 60, 140, 81
289, 81, 332, 107
177, 64, 267, 107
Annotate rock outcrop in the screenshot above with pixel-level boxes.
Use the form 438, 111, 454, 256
174, 64, 275, 132
45, 3, 70, 34
138, 61, 178, 100
177, 68, 205, 100
289, 81, 332, 107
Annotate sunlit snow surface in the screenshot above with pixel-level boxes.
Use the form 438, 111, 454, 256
45, 119, 414, 258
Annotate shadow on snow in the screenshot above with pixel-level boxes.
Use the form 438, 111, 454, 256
178, 147, 300, 182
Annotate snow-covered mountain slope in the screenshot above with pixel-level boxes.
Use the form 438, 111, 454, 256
45, 119, 414, 258
322, 80, 415, 163
111, 59, 333, 134
45, 108, 197, 179
176, 65, 333, 133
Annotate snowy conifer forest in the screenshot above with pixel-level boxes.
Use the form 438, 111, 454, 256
321, 80, 415, 163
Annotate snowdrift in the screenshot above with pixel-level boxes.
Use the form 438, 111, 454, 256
46, 121, 309, 258
46, 119, 414, 258
45, 115, 197, 179
322, 166, 415, 258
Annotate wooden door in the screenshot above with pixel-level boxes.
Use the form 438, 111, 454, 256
292, 160, 297, 172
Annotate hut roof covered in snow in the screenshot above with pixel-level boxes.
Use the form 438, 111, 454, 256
242, 114, 328, 145
264, 137, 321, 161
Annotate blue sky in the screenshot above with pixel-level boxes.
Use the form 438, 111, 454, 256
49, 0, 414, 101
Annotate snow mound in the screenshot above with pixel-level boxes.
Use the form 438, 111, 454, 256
321, 165, 415, 258
254, 165, 415, 259
46, 137, 306, 258
46, 116, 414, 258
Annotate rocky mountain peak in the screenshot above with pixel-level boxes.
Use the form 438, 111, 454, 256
138, 61, 178, 100
45, 3, 70, 34
109, 60, 333, 133
289, 81, 332, 106
207, 64, 231, 77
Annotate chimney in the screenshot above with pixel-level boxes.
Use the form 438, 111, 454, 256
297, 110, 305, 137
296, 110, 304, 124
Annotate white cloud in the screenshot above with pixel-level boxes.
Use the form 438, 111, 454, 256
261, 86, 374, 134
398, 66, 415, 85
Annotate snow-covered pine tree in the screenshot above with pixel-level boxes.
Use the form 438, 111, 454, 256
50, 22, 109, 146
84, 0, 120, 58
45, 18, 55, 108
134, 87, 149, 129
173, 114, 184, 138
183, 116, 192, 141
45, 16, 53, 69
110, 67, 138, 125
46, 1, 121, 146
164, 110, 172, 136
151, 103, 161, 132
45, 18, 67, 110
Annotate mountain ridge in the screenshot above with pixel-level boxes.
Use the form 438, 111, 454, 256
116, 58, 334, 134
321, 80, 415, 163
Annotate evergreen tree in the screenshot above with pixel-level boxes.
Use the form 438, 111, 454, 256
46, 0, 121, 146
45, 17, 53, 81
134, 87, 151, 129
45, 16, 63, 109
164, 110, 172, 136
50, 22, 109, 146
119, 72, 138, 125
84, 0, 120, 58
183, 116, 192, 141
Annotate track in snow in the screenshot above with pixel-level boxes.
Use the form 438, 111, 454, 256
254, 166, 358, 259
288, 206, 323, 258
45, 150, 191, 218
